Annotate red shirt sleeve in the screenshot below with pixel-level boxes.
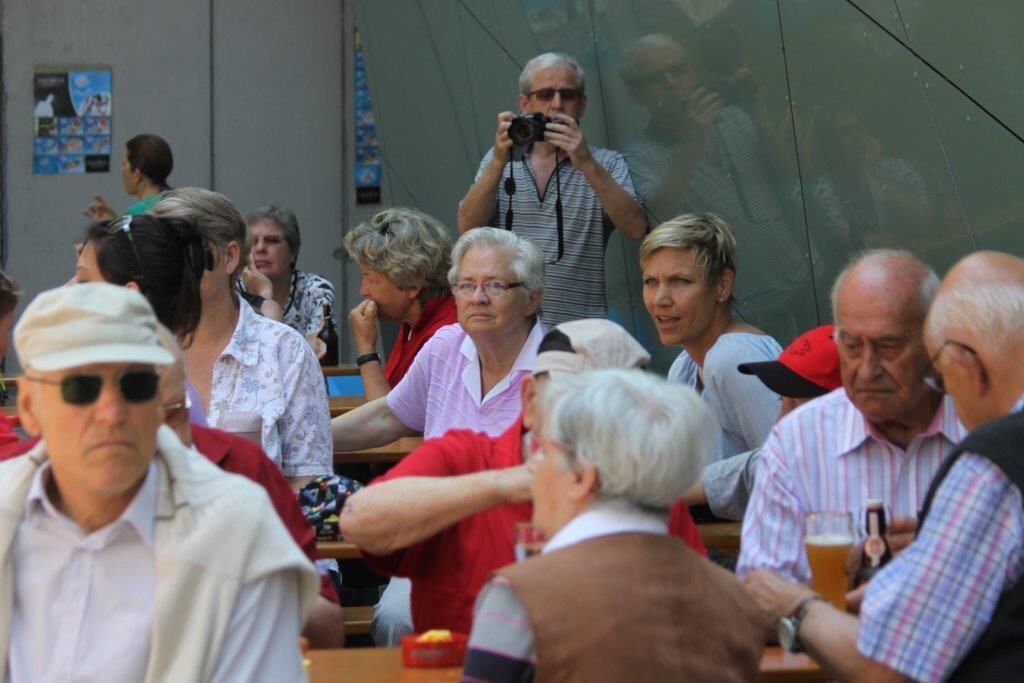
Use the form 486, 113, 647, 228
193, 427, 340, 604
669, 500, 708, 557
360, 431, 480, 577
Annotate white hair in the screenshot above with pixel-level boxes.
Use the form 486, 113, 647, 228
448, 227, 545, 298
926, 279, 1024, 351
830, 249, 939, 326
541, 368, 715, 511
518, 52, 585, 97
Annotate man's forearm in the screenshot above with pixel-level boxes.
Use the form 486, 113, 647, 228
578, 160, 646, 239
802, 603, 910, 683
340, 472, 510, 555
457, 158, 505, 233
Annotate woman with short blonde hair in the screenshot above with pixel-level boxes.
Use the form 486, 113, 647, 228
641, 212, 782, 483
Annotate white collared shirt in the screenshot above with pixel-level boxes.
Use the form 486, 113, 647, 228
7, 454, 307, 683
9, 461, 159, 682
543, 499, 667, 555
207, 297, 333, 478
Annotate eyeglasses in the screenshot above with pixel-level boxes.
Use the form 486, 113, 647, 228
634, 63, 689, 87
923, 339, 978, 394
163, 391, 192, 427
24, 369, 160, 405
452, 281, 524, 298
106, 215, 146, 285
528, 87, 581, 102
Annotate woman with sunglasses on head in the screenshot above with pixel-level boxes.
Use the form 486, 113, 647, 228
83, 134, 174, 222
151, 187, 333, 491
342, 207, 457, 400
74, 213, 210, 427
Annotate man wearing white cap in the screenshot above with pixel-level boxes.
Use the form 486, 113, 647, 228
341, 319, 705, 638
0, 283, 318, 682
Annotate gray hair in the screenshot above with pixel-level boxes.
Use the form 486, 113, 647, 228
448, 227, 545, 298
152, 187, 247, 280
344, 207, 453, 299
831, 249, 939, 326
541, 368, 714, 511
926, 280, 1024, 352
247, 204, 301, 257
622, 34, 689, 87
519, 52, 585, 97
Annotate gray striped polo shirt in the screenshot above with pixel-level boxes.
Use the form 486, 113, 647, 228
475, 145, 638, 325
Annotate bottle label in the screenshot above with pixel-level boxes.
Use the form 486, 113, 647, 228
864, 536, 885, 567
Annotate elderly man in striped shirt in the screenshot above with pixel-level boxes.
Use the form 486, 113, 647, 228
741, 251, 1024, 682
738, 249, 966, 582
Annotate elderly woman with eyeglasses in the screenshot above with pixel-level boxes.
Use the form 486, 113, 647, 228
463, 369, 768, 682
342, 207, 457, 400
331, 227, 545, 450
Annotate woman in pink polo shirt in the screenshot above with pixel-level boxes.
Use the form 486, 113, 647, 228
332, 227, 546, 448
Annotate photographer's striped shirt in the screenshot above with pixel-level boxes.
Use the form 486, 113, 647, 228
475, 146, 638, 325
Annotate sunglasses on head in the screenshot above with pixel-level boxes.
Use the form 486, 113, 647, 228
25, 369, 160, 405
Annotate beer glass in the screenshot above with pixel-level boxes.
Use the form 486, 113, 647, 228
804, 511, 854, 610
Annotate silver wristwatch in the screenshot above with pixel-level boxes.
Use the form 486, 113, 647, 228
778, 595, 826, 653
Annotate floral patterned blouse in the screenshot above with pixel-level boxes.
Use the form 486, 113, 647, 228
284, 270, 336, 337
207, 298, 333, 477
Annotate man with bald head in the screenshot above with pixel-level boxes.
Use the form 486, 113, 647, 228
741, 251, 1024, 682
738, 249, 965, 581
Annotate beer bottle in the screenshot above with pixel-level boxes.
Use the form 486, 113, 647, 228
318, 303, 339, 366
853, 499, 893, 587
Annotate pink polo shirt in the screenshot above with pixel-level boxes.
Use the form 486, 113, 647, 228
386, 321, 546, 438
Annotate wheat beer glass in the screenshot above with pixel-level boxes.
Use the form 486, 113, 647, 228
804, 511, 854, 610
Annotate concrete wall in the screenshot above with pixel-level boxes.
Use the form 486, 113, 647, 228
1, 0, 347, 368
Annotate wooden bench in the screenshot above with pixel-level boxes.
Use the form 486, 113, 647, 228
334, 437, 423, 465
328, 395, 365, 418
343, 605, 374, 636
317, 541, 362, 560
698, 522, 741, 553
322, 364, 360, 377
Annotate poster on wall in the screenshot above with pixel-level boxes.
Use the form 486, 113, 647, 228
33, 68, 112, 175
353, 29, 381, 204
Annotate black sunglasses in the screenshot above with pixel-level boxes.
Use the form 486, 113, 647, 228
24, 369, 160, 405
106, 215, 147, 285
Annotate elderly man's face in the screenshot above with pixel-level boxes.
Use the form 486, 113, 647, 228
518, 65, 586, 121
835, 278, 931, 426
629, 43, 694, 113
19, 362, 162, 504
454, 246, 538, 337
924, 338, 987, 430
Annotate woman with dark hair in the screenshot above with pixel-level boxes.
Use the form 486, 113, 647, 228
74, 214, 207, 344
84, 134, 174, 221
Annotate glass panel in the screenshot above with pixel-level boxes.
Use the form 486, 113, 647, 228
779, 0, 975, 308
897, 0, 1024, 138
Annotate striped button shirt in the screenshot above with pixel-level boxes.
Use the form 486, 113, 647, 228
737, 388, 965, 580
475, 146, 638, 325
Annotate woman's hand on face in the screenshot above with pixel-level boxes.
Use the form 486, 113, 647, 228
241, 254, 274, 299
83, 194, 116, 223
349, 299, 379, 355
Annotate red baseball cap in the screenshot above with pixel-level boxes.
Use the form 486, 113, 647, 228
737, 324, 841, 399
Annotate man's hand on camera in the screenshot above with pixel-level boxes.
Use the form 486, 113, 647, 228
492, 111, 516, 162
543, 113, 593, 166
684, 86, 723, 136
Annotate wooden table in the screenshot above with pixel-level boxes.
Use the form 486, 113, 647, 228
328, 395, 366, 418
317, 541, 362, 560
322, 365, 361, 377
334, 437, 423, 465
698, 521, 742, 553
306, 646, 824, 682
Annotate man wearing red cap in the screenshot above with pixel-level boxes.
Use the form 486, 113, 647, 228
682, 324, 842, 520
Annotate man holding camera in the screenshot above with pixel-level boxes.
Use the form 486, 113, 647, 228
458, 52, 646, 326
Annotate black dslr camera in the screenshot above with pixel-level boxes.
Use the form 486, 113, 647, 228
508, 113, 549, 147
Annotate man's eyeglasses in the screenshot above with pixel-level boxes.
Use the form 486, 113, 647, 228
923, 340, 978, 394
528, 87, 581, 102
452, 281, 524, 298
163, 391, 193, 427
24, 369, 160, 405
634, 63, 689, 87
106, 215, 146, 285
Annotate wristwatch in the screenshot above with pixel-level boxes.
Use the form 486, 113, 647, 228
778, 595, 826, 653
355, 352, 381, 367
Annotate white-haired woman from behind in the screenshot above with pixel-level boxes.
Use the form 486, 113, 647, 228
463, 369, 769, 682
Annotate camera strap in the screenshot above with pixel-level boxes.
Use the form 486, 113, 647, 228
502, 149, 564, 266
